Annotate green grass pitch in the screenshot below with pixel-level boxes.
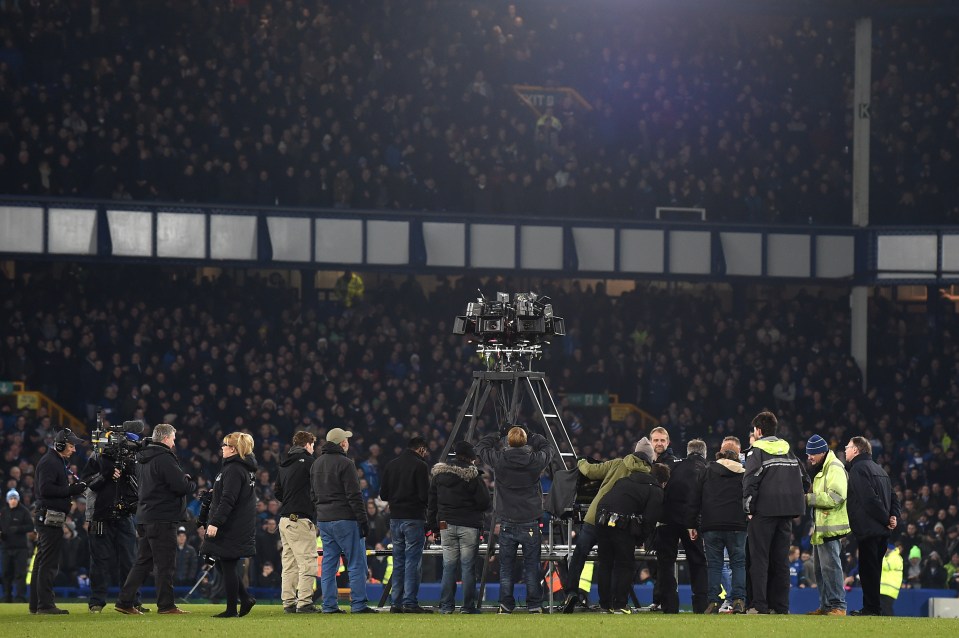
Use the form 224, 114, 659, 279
5, 603, 959, 637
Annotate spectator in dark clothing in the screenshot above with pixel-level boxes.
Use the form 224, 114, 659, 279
427, 440, 490, 614
595, 463, 668, 614
476, 426, 553, 613
273, 430, 317, 613
379, 435, 431, 613
200, 431, 258, 618
116, 423, 196, 615
310, 428, 376, 615
743, 412, 809, 615
845, 436, 901, 616
694, 438, 748, 614
0, 489, 33, 602
174, 527, 199, 586
656, 438, 709, 614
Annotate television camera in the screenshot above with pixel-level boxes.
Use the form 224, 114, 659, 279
90, 412, 149, 518
452, 291, 565, 371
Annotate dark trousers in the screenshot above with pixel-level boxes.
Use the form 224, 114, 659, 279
564, 522, 597, 596
119, 521, 178, 611
596, 525, 636, 610
217, 558, 251, 613
857, 535, 887, 615
656, 522, 708, 613
88, 517, 138, 607
29, 519, 64, 611
880, 594, 895, 617
2, 547, 29, 600
747, 515, 791, 613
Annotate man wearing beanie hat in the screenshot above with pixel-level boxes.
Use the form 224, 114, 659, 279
879, 542, 904, 616
804, 434, 851, 616
1, 489, 33, 602
560, 437, 655, 613
427, 440, 490, 614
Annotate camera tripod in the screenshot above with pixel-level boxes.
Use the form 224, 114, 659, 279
445, 369, 577, 608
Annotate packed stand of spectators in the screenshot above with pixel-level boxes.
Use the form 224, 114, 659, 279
1, 1, 957, 224
1, 264, 959, 593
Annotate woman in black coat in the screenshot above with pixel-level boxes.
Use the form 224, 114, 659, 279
200, 432, 259, 618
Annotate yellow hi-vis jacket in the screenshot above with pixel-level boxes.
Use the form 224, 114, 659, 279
806, 449, 851, 545
880, 548, 904, 599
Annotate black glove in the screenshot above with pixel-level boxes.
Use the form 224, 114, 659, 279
359, 521, 370, 538
499, 422, 512, 437
68, 481, 87, 496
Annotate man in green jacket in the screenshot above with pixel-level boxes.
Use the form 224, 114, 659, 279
804, 435, 850, 616
561, 437, 654, 613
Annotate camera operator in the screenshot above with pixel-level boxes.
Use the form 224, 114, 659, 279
81, 432, 143, 613
30, 428, 86, 615
116, 423, 196, 616
476, 424, 553, 614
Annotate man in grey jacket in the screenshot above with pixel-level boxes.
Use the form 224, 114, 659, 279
476, 425, 553, 614
310, 428, 377, 615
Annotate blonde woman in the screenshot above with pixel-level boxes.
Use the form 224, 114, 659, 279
200, 432, 258, 618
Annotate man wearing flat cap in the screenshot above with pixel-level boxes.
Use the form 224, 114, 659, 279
804, 434, 850, 616
310, 428, 377, 614
1, 489, 33, 603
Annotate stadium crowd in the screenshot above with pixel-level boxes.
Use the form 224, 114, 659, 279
1, 1, 958, 223
1, 265, 958, 596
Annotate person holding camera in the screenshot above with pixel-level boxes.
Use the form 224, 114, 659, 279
116, 423, 196, 616
476, 425, 553, 614
30, 428, 86, 615
81, 433, 143, 613
274, 431, 318, 614
1, 489, 33, 603
200, 432, 259, 618
427, 440, 490, 614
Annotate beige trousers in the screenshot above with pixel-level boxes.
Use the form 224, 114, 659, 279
279, 516, 318, 608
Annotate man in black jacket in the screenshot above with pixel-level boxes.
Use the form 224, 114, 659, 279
275, 430, 318, 614
476, 425, 553, 614
31, 428, 86, 615
693, 440, 748, 614
743, 411, 809, 614
310, 427, 377, 614
595, 463, 669, 613
116, 423, 196, 616
428, 441, 491, 614
845, 436, 900, 616
81, 438, 141, 613
1, 489, 33, 603
656, 438, 709, 614
379, 436, 431, 613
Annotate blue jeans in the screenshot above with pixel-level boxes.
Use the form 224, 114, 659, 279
703, 530, 746, 603
498, 521, 543, 611
319, 520, 368, 612
389, 519, 426, 608
439, 525, 480, 612
814, 538, 846, 611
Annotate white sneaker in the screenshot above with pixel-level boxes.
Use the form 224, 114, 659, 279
718, 600, 733, 614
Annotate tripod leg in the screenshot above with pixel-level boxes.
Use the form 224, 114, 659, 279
478, 518, 498, 609
378, 572, 393, 608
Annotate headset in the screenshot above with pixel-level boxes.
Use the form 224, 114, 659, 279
53, 428, 77, 453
